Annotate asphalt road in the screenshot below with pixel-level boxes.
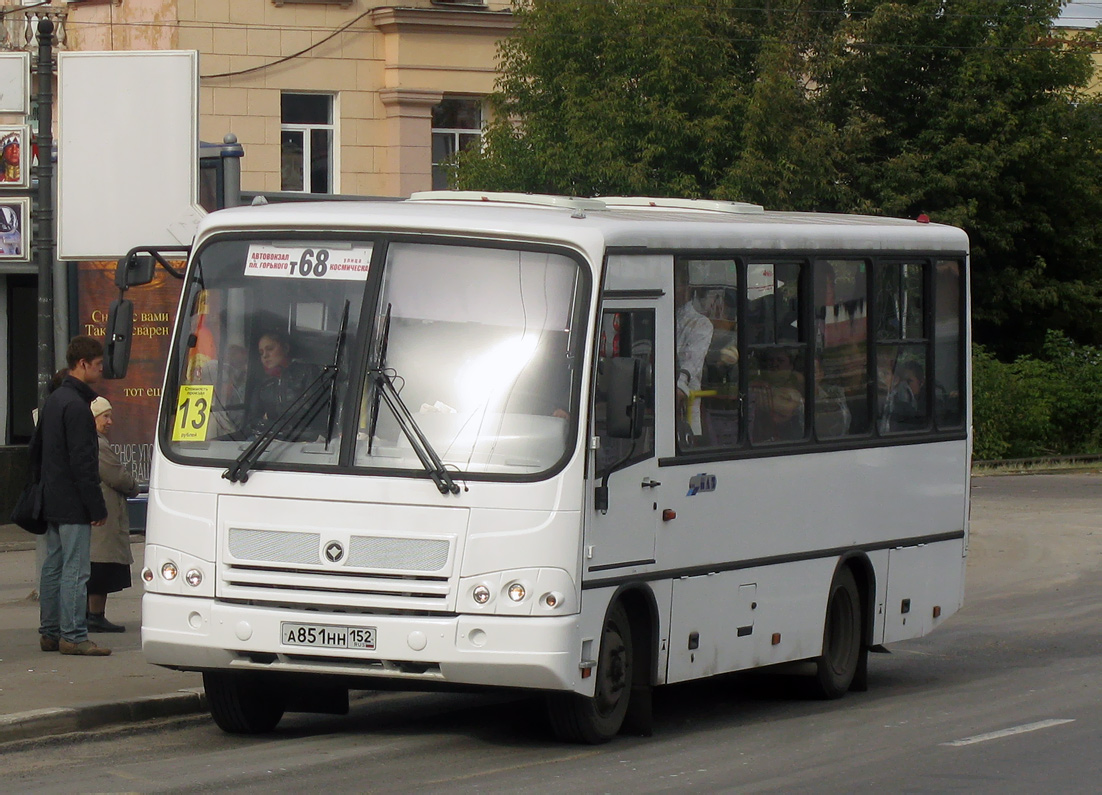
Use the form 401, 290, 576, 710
4, 472, 1101, 793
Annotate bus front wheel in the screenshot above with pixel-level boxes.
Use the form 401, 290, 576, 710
812, 566, 862, 699
547, 602, 633, 744
204, 671, 286, 734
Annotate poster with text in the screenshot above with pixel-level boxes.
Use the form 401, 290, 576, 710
76, 260, 185, 484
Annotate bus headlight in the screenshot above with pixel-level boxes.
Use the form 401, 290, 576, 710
185, 568, 203, 587
459, 568, 576, 615
161, 561, 178, 581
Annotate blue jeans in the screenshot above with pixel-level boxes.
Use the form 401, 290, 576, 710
39, 522, 91, 643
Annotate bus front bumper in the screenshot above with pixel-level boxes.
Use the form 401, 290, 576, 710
141, 593, 586, 693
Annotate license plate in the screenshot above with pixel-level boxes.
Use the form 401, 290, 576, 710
281, 622, 376, 650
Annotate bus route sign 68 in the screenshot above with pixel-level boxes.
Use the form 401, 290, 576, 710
245, 244, 372, 282
281, 622, 376, 650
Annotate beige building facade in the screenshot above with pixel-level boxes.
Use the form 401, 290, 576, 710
54, 0, 514, 198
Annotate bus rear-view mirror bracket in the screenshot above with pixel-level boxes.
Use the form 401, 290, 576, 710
104, 298, 133, 379
106, 245, 190, 379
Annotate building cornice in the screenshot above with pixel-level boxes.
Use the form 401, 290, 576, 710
370, 7, 514, 36
378, 88, 444, 109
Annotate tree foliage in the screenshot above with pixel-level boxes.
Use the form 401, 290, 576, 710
972, 331, 1102, 459
818, 1, 1102, 355
457, 0, 1102, 356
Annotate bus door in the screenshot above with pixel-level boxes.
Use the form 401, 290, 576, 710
585, 303, 662, 573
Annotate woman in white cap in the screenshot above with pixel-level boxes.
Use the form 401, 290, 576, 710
87, 397, 139, 632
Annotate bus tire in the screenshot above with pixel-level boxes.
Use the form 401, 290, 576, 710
546, 602, 633, 744
812, 566, 862, 700
204, 671, 286, 734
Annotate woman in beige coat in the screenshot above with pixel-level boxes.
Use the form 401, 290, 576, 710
87, 398, 139, 633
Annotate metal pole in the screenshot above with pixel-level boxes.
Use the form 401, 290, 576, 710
35, 18, 55, 405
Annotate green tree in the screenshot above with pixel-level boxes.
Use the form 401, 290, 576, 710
459, 1, 1102, 356
818, 1, 1102, 355
457, 0, 844, 199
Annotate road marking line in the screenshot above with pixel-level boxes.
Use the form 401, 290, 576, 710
941, 719, 1076, 747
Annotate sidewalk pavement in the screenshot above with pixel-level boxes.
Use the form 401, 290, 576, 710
0, 523, 206, 745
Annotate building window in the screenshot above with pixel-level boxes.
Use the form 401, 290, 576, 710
281, 93, 334, 194
432, 98, 482, 190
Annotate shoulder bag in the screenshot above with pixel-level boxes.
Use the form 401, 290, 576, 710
10, 423, 46, 535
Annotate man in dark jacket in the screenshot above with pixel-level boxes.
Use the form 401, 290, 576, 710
38, 336, 112, 656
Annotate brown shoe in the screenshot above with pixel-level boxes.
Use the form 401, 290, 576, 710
59, 639, 112, 656
39, 635, 59, 652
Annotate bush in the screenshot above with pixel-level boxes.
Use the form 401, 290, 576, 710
971, 332, 1102, 460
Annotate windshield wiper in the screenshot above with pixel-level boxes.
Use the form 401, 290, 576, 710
370, 368, 460, 495
366, 304, 392, 456
365, 304, 459, 495
223, 369, 333, 484
323, 300, 351, 448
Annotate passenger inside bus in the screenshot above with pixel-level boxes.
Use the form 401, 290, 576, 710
240, 330, 325, 440
881, 358, 927, 433
674, 264, 713, 445
749, 347, 805, 443
814, 356, 851, 439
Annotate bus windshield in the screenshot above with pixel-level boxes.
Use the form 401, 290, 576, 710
163, 236, 585, 479
357, 242, 582, 476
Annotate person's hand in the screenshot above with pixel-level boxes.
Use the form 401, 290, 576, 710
92, 518, 107, 527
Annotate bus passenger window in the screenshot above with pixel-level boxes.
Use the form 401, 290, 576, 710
814, 260, 868, 438
875, 261, 928, 433
934, 260, 964, 428
676, 259, 740, 452
746, 261, 807, 444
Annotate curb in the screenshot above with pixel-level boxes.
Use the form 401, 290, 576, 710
0, 689, 207, 745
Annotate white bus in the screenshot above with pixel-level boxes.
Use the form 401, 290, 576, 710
109, 192, 970, 743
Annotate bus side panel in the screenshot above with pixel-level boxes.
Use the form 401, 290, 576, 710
867, 548, 891, 645
881, 539, 966, 644
665, 559, 837, 684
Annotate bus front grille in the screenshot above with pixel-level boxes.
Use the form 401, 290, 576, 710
220, 527, 457, 611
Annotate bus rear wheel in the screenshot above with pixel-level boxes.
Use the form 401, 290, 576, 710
547, 602, 633, 744
812, 566, 862, 700
204, 671, 286, 734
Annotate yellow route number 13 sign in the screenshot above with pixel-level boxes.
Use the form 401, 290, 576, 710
172, 385, 214, 442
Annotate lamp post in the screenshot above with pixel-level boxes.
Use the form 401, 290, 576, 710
35, 17, 55, 405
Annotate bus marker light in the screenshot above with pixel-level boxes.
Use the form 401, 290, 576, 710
771, 633, 781, 645
932, 605, 942, 618
161, 562, 178, 581
141, 568, 153, 583
472, 585, 491, 604
542, 592, 560, 609
662, 509, 676, 522
507, 583, 526, 602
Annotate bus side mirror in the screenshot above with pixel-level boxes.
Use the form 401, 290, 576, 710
104, 298, 134, 379
606, 357, 645, 439
115, 255, 156, 290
